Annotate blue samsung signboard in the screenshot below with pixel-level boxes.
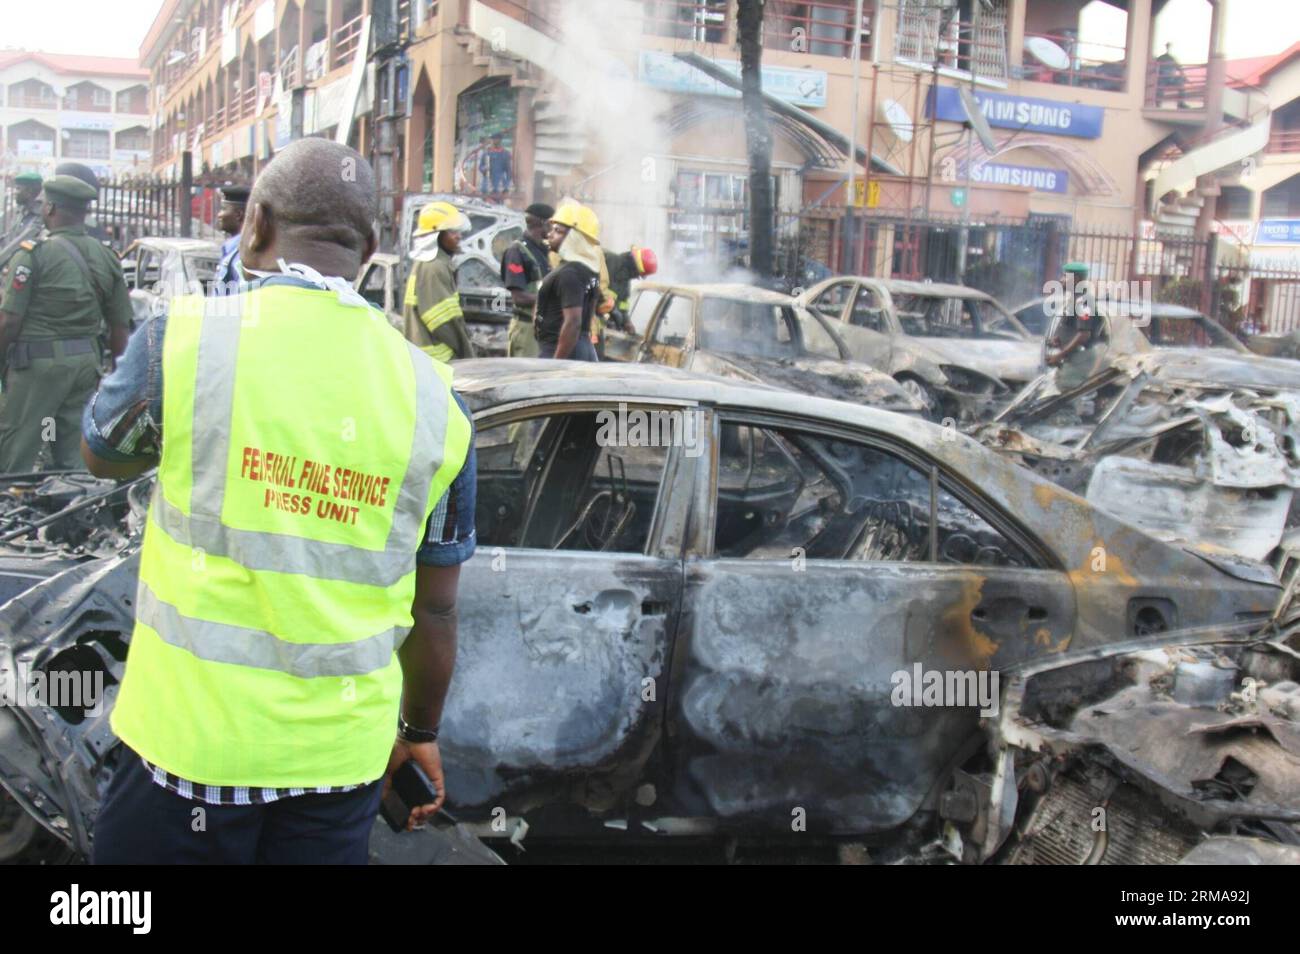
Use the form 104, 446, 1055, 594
930, 86, 1104, 139
1256, 219, 1300, 245
965, 161, 1070, 193
639, 50, 828, 108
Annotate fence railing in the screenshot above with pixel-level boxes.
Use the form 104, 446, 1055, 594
763, 0, 872, 58
1145, 60, 1208, 109
1017, 32, 1126, 91
332, 14, 366, 70
1266, 128, 1300, 154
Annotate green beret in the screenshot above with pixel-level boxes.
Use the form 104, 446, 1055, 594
42, 174, 98, 204
14, 171, 42, 186
1063, 261, 1090, 277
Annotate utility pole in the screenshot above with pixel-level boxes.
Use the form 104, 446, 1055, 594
955, 2, 978, 279
843, 0, 866, 275
737, 0, 774, 279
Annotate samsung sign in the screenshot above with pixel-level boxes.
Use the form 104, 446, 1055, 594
931, 87, 1104, 139
967, 161, 1069, 193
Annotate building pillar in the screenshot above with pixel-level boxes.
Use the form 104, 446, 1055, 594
1195, 0, 1228, 240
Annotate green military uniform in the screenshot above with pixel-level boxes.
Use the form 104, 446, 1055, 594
1054, 262, 1105, 390
402, 252, 475, 363
501, 236, 550, 358
0, 176, 132, 471
0, 172, 45, 271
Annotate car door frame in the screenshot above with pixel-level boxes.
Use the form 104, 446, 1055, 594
638, 290, 697, 369
438, 396, 700, 834
660, 404, 1078, 834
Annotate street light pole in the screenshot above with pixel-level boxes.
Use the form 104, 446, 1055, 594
843, 0, 866, 275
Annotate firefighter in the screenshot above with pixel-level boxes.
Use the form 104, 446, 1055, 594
403, 201, 475, 362
535, 202, 603, 361
602, 244, 658, 334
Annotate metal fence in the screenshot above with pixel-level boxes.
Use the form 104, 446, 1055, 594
1, 177, 186, 253
710, 209, 1300, 336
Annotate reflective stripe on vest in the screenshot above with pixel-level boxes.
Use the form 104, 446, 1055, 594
143, 296, 450, 587
420, 294, 463, 334
110, 285, 471, 788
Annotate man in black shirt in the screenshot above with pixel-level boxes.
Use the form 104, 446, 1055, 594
534, 202, 602, 361
500, 202, 553, 357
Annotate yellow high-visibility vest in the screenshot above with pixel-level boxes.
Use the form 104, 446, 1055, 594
111, 283, 471, 788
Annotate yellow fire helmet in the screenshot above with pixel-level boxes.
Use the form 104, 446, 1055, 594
414, 200, 471, 237
551, 202, 600, 243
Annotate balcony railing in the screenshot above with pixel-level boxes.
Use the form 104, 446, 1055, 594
1016, 32, 1126, 91
280, 46, 302, 89
1267, 129, 1300, 154
895, 9, 1008, 80
643, 0, 728, 42
305, 38, 331, 83
1145, 60, 1208, 110
9, 94, 58, 109
333, 14, 365, 70
764, 0, 872, 59
469, 0, 562, 40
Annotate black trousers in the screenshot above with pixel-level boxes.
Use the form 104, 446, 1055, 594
92, 748, 384, 865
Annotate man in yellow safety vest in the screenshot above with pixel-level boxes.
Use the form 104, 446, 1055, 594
81, 138, 478, 865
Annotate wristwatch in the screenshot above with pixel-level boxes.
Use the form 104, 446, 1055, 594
398, 715, 440, 744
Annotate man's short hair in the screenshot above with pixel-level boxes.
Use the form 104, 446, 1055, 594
249, 138, 376, 252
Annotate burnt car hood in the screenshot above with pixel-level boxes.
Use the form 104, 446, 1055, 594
0, 550, 503, 864
907, 337, 1043, 384
693, 351, 925, 414
1135, 349, 1300, 391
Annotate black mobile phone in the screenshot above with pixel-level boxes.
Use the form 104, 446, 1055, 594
380, 760, 441, 833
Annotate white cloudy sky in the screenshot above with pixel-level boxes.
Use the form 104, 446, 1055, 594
1, 0, 1297, 66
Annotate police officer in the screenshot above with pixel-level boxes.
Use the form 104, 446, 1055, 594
0, 175, 131, 472
500, 202, 552, 357
214, 184, 250, 287
1046, 261, 1104, 389
0, 172, 44, 270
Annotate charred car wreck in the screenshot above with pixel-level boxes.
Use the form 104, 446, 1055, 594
2, 362, 1298, 864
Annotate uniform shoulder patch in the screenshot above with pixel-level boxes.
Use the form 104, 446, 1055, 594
18, 240, 36, 251
11, 264, 32, 290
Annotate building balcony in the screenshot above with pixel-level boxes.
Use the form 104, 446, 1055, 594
332, 13, 366, 71
1144, 60, 1209, 111
8, 96, 59, 110
1266, 129, 1300, 155
894, 9, 1008, 82
1015, 32, 1126, 92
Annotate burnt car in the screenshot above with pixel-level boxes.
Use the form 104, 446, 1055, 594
1046, 300, 1300, 391
799, 278, 1042, 421
0, 361, 1286, 862
118, 237, 222, 327
603, 282, 924, 416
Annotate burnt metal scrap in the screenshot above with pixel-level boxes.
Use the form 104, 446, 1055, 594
3, 361, 1300, 864
974, 359, 1300, 560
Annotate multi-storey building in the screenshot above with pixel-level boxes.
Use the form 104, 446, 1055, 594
0, 51, 151, 182
138, 1, 1300, 320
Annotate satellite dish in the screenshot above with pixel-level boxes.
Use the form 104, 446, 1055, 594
1024, 36, 1070, 70
879, 99, 914, 143
957, 86, 997, 153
